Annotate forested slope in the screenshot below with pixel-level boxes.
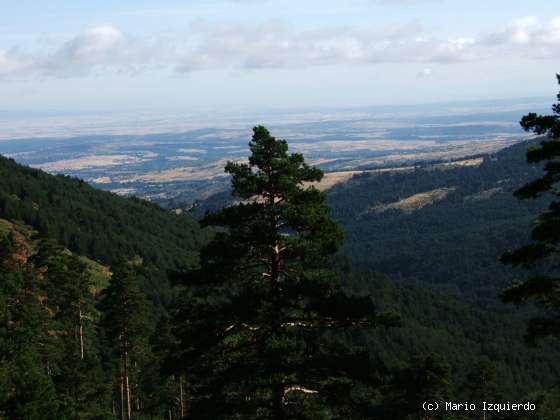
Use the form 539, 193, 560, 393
339, 265, 560, 401
3, 216, 558, 418
328, 140, 546, 308
0, 155, 209, 305
2, 138, 560, 417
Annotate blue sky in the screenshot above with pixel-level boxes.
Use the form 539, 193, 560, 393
2, 0, 560, 112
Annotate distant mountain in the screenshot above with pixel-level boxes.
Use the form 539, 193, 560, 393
0, 154, 209, 306
328, 140, 546, 308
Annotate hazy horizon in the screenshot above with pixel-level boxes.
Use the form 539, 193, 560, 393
2, 0, 560, 113
0, 95, 551, 141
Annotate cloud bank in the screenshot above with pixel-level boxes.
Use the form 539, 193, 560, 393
1, 16, 559, 79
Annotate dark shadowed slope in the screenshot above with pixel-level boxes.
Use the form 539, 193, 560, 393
328, 140, 547, 308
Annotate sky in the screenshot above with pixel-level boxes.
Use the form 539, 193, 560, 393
1, 0, 560, 113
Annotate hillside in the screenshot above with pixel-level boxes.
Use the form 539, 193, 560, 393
339, 266, 560, 400
327, 140, 547, 308
0, 154, 209, 305
3, 136, 560, 417
3, 213, 559, 417
191, 140, 545, 308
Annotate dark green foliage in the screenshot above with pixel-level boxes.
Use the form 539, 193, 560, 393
464, 359, 502, 407
502, 75, 560, 341
0, 154, 208, 306
327, 139, 546, 308
518, 389, 560, 419
148, 316, 187, 419
0, 224, 110, 419
37, 240, 112, 418
0, 236, 60, 419
172, 126, 396, 419
3, 118, 560, 418
0, 220, 180, 419
99, 261, 155, 420
385, 353, 453, 419
339, 266, 560, 406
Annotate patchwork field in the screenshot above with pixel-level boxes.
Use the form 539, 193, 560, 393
0, 102, 539, 206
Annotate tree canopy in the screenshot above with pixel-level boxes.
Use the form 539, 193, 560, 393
172, 126, 397, 419
502, 74, 560, 340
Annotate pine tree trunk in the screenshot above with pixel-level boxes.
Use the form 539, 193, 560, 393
120, 375, 125, 420
78, 307, 84, 360
124, 349, 132, 420
179, 375, 185, 418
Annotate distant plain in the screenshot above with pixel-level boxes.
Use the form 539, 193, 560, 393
0, 98, 547, 205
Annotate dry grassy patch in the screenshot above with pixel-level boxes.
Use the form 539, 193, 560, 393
372, 187, 456, 214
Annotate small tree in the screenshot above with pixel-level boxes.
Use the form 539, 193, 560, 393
173, 126, 396, 419
502, 75, 560, 340
100, 261, 153, 420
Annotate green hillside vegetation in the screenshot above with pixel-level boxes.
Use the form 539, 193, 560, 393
0, 218, 113, 418
338, 265, 560, 400
328, 140, 547, 308
0, 218, 192, 419
170, 126, 399, 419
0, 155, 209, 305
2, 203, 559, 418
77, 254, 112, 293
0, 218, 13, 236
2, 122, 560, 418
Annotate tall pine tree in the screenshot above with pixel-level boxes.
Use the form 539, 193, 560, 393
502, 74, 560, 340
172, 126, 397, 419
99, 260, 154, 420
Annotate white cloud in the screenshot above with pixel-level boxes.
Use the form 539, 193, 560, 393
480, 16, 560, 58
60, 26, 125, 61
1, 16, 560, 80
175, 19, 476, 72
0, 49, 32, 77
42, 26, 129, 75
481, 17, 538, 45
0, 25, 167, 79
